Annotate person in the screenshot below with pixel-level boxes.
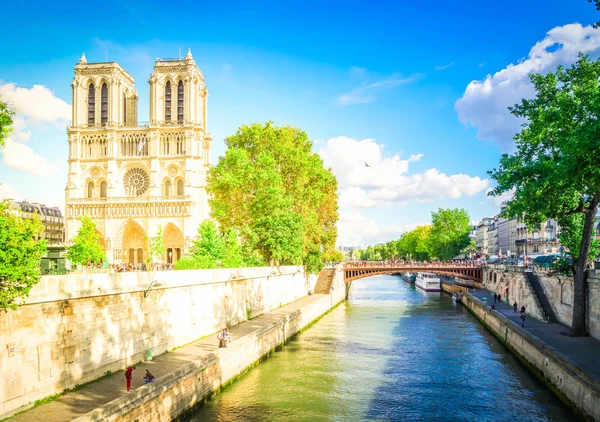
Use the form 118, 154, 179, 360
125, 366, 135, 391
521, 305, 526, 314
498, 292, 502, 302
143, 370, 155, 384
513, 302, 518, 313
493, 293, 497, 303
520, 311, 526, 328
491, 303, 496, 311
217, 328, 231, 348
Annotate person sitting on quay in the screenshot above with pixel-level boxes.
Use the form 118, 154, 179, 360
218, 328, 231, 348
143, 369, 155, 384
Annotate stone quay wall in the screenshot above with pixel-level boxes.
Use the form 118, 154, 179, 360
71, 268, 347, 422
0, 266, 318, 416
484, 268, 600, 340
461, 292, 600, 421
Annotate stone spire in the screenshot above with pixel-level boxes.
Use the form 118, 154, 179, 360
79, 53, 87, 64
185, 49, 193, 60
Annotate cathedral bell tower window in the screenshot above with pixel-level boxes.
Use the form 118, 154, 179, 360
88, 84, 95, 125
101, 83, 108, 124
165, 81, 171, 122
177, 81, 184, 124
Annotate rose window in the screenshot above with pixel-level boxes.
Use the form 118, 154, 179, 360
123, 168, 150, 196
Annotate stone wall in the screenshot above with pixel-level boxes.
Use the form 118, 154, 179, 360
461, 292, 600, 421
71, 267, 347, 422
484, 268, 600, 341
0, 266, 317, 416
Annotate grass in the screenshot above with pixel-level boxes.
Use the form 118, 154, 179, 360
0, 370, 116, 421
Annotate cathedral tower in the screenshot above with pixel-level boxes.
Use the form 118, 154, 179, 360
65, 51, 212, 264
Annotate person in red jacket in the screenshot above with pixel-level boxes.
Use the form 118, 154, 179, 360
125, 366, 135, 391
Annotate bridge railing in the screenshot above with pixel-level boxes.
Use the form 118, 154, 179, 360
343, 262, 483, 269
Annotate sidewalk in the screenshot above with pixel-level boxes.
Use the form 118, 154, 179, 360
7, 294, 327, 422
470, 289, 600, 382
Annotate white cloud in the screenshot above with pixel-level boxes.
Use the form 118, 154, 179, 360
0, 83, 67, 176
337, 210, 423, 246
485, 188, 514, 208
319, 136, 489, 209
2, 139, 57, 176
455, 23, 600, 151
0, 183, 20, 201
0, 83, 70, 124
337, 68, 422, 105
435, 62, 454, 71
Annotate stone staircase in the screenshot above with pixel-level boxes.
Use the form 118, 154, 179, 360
525, 272, 558, 323
314, 268, 336, 294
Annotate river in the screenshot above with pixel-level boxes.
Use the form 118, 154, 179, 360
186, 274, 574, 421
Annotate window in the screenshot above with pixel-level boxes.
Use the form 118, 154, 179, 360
164, 180, 172, 197
177, 179, 184, 196
101, 83, 108, 124
177, 81, 184, 123
88, 84, 95, 124
123, 93, 127, 124
165, 81, 171, 122
100, 181, 107, 198
87, 182, 94, 198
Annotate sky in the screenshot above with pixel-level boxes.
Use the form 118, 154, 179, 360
0, 0, 598, 247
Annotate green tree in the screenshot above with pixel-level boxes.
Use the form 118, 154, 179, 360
429, 208, 472, 261
68, 216, 106, 266
461, 240, 477, 258
558, 214, 599, 265
589, 0, 600, 28
187, 220, 225, 269
208, 122, 338, 272
222, 228, 245, 268
488, 55, 600, 336
0, 201, 47, 310
150, 225, 166, 264
0, 100, 14, 148
398, 226, 432, 261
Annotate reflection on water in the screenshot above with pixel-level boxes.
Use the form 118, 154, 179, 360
186, 275, 574, 421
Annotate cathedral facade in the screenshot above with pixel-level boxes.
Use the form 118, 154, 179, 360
65, 50, 211, 264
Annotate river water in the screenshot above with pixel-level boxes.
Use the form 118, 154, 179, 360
187, 275, 574, 421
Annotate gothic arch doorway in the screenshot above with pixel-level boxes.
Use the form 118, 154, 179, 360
163, 223, 184, 264
116, 220, 147, 264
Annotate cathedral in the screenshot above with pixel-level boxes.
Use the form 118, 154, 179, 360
65, 50, 211, 265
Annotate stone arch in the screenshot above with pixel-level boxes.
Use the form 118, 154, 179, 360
115, 219, 147, 264
163, 222, 184, 264
175, 177, 184, 196
163, 178, 172, 197
86, 179, 95, 198
99, 179, 107, 198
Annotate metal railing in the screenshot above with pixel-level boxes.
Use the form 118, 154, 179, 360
68, 195, 191, 203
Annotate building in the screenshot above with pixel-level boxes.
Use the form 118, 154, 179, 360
65, 51, 211, 264
497, 216, 518, 258
476, 217, 494, 257
485, 216, 498, 257
515, 219, 560, 258
5, 199, 65, 244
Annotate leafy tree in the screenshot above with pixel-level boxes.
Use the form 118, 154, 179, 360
68, 216, 106, 266
0, 201, 47, 310
222, 228, 245, 268
397, 226, 432, 261
429, 208, 472, 261
208, 122, 338, 273
558, 214, 599, 264
323, 249, 345, 263
488, 55, 600, 336
461, 240, 477, 257
0, 99, 14, 148
187, 220, 225, 269
150, 225, 166, 264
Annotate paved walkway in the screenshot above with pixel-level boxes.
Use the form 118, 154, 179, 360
470, 288, 600, 382
7, 294, 327, 422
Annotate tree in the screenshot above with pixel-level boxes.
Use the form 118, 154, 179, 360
397, 226, 432, 261
0, 99, 14, 148
0, 201, 47, 310
488, 55, 600, 336
187, 220, 225, 269
149, 225, 166, 264
461, 240, 477, 258
208, 122, 339, 272
429, 208, 472, 261
558, 214, 599, 265
68, 216, 106, 266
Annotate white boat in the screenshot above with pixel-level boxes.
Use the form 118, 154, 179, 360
415, 272, 441, 292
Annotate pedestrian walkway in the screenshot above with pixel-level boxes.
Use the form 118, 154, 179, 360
7, 294, 327, 422
470, 289, 600, 382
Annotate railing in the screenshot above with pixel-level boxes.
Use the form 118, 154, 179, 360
68, 195, 191, 203
70, 120, 204, 130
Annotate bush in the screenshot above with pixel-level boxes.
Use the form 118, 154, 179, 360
552, 258, 573, 276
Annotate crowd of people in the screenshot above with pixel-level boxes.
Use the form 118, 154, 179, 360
344, 259, 481, 268
112, 262, 174, 272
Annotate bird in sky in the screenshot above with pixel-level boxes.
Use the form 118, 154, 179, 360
364, 162, 371, 168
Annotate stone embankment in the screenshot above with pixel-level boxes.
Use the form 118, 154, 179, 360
455, 286, 600, 421
0, 266, 328, 418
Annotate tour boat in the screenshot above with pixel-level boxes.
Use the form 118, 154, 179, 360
401, 272, 416, 283
415, 272, 441, 292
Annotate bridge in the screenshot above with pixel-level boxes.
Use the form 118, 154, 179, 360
343, 264, 483, 283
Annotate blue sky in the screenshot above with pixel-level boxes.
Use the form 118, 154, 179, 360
0, 0, 597, 245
